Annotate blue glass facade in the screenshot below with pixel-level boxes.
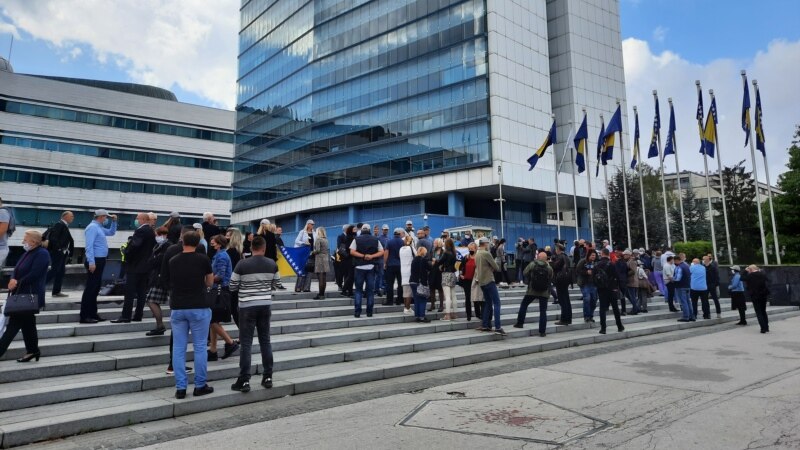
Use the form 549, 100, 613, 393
233, 0, 491, 211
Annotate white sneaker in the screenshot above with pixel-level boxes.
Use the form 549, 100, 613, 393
403, 308, 413, 315
716, 313, 722, 319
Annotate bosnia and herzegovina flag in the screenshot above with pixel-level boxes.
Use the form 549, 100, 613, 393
742, 74, 752, 146
631, 108, 640, 170
528, 119, 557, 170
277, 245, 311, 277
595, 116, 606, 177
663, 102, 677, 158
701, 97, 717, 158
603, 105, 623, 161
648, 94, 661, 158
574, 114, 588, 174
755, 85, 766, 156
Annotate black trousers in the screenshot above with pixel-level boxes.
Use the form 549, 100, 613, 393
752, 297, 769, 332
0, 313, 39, 357
556, 282, 572, 324
384, 265, 403, 304
341, 260, 354, 294
666, 282, 676, 310
46, 251, 68, 295
690, 289, 710, 319
617, 281, 628, 313
121, 271, 149, 320
334, 259, 344, 288
459, 280, 479, 320
708, 285, 722, 314
238, 305, 273, 379
80, 257, 106, 321
599, 289, 623, 331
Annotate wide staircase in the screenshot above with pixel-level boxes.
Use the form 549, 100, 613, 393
0, 286, 796, 448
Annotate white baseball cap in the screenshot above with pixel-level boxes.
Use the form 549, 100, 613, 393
94, 209, 109, 217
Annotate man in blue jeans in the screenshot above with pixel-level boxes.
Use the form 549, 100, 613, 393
475, 238, 506, 336
164, 231, 214, 399
514, 252, 553, 336
576, 250, 598, 322
350, 224, 384, 318
673, 255, 694, 322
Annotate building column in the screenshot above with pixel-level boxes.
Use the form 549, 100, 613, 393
448, 192, 465, 217
348, 205, 357, 224
579, 207, 589, 230
295, 214, 304, 232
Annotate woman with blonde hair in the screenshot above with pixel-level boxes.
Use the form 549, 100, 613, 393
312, 227, 330, 300
257, 219, 285, 290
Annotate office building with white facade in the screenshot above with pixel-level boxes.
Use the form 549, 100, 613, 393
232, 0, 627, 243
0, 57, 235, 258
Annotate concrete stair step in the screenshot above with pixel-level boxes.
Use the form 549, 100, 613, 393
1, 306, 796, 448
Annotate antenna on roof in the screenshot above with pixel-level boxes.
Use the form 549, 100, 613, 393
7, 35, 13, 62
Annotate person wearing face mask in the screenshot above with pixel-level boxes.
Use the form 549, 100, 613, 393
0, 230, 50, 362
459, 242, 480, 321
79, 209, 117, 324
113, 212, 156, 324
144, 227, 171, 335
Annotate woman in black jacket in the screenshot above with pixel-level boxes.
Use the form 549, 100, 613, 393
340, 225, 357, 297
0, 230, 50, 362
410, 247, 431, 323
741, 265, 770, 333
145, 227, 171, 336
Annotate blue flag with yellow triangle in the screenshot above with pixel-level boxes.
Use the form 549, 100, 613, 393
528, 119, 557, 170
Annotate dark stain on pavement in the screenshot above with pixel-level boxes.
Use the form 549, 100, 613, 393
772, 342, 800, 352
715, 349, 745, 357
628, 361, 732, 382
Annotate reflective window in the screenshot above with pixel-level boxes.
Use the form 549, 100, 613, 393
233, 0, 491, 211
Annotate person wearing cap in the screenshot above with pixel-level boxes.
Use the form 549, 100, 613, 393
349, 223, 384, 317
475, 237, 506, 336
728, 265, 747, 325
404, 220, 418, 247
294, 220, 316, 293
383, 227, 406, 306
741, 265, 770, 333
79, 209, 117, 323
192, 223, 208, 253
163, 212, 183, 244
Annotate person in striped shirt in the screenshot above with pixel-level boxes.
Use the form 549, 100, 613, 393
229, 236, 277, 393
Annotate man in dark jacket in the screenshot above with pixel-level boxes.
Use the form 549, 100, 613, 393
704, 254, 722, 318
335, 225, 348, 291
350, 224, 384, 318
741, 265, 770, 333
113, 213, 156, 323
44, 211, 75, 297
201, 212, 221, 258
552, 244, 572, 325
595, 248, 624, 334
614, 249, 631, 315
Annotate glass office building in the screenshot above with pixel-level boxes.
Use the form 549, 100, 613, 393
233, 0, 627, 245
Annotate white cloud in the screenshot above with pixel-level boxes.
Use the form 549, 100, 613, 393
0, 20, 20, 39
652, 25, 668, 43
622, 37, 800, 183
0, 0, 239, 109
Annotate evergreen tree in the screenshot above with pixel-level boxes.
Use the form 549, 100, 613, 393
766, 124, 800, 263
670, 184, 709, 242
713, 160, 760, 264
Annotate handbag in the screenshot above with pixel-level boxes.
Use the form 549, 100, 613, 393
441, 272, 457, 288
5, 288, 40, 316
417, 284, 430, 298
206, 287, 231, 312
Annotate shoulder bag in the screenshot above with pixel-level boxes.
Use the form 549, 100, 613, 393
4, 287, 40, 316
206, 286, 231, 312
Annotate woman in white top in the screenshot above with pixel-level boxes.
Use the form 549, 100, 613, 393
294, 219, 315, 292
399, 235, 416, 315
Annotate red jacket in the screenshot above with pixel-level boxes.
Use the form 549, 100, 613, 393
462, 256, 476, 280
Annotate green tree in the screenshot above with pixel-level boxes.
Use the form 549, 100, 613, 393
670, 184, 709, 242
713, 160, 761, 264
766, 124, 800, 263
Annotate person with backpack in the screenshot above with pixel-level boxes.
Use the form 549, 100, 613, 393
551, 244, 572, 326
594, 248, 624, 335
0, 196, 15, 271
514, 251, 553, 336
43, 211, 75, 298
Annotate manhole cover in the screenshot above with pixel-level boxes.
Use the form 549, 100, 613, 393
399, 395, 610, 444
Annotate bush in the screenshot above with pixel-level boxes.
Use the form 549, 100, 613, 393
674, 241, 713, 261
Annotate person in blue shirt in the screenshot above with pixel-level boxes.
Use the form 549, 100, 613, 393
208, 235, 238, 361
673, 255, 694, 322
689, 258, 712, 320
728, 265, 747, 325
79, 209, 117, 323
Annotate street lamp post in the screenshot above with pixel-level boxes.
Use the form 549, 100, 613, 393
495, 164, 506, 239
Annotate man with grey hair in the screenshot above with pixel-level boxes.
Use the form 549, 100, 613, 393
44, 210, 75, 297
201, 211, 220, 258
113, 212, 156, 323
147, 212, 158, 227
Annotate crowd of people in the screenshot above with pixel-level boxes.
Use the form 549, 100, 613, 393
0, 203, 775, 398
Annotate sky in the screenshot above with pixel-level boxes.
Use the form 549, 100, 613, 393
0, 0, 798, 182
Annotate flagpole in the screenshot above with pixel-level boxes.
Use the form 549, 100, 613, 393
696, 81, 718, 261
584, 108, 596, 243
709, 89, 733, 265
754, 80, 781, 265
601, 113, 613, 247
743, 71, 769, 265
552, 114, 562, 240
634, 106, 649, 250
668, 97, 688, 242
615, 100, 632, 248
654, 91, 671, 248
569, 121, 580, 241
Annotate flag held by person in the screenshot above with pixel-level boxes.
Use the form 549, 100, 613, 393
277, 245, 311, 277
574, 114, 588, 173
528, 119, 557, 170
